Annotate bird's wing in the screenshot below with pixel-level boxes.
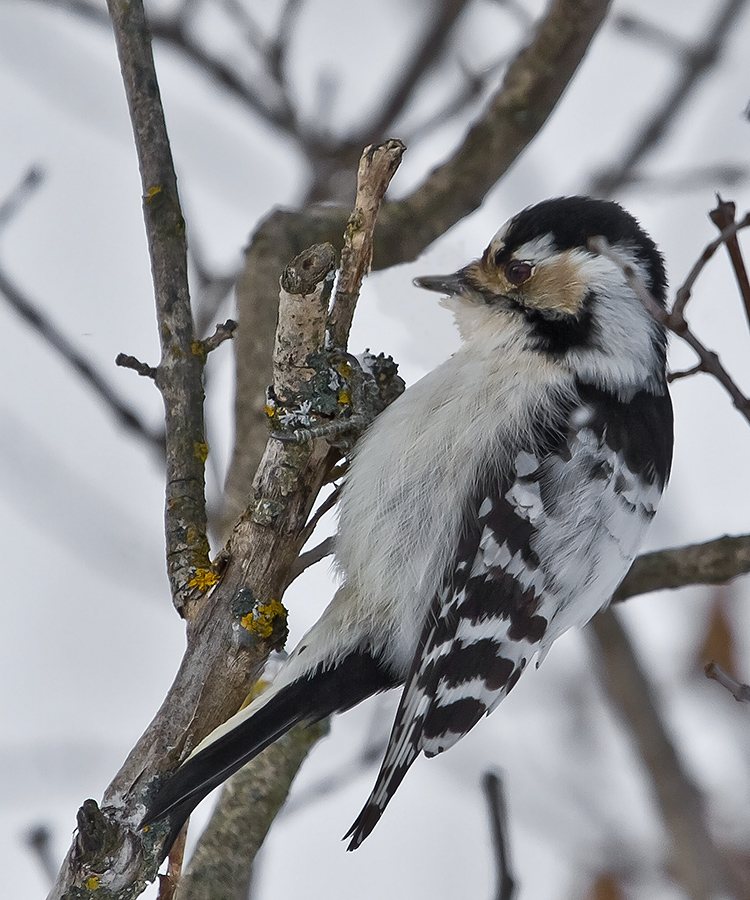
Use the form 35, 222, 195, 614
345, 383, 672, 849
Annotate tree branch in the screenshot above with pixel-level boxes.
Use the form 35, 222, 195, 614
589, 0, 749, 196
589, 608, 742, 900
107, 0, 213, 614
705, 662, 750, 703
613, 534, 750, 603
482, 771, 516, 900
48, 143, 404, 900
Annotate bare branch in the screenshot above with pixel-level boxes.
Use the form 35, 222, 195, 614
709, 196, 750, 332
286, 534, 336, 584
328, 140, 406, 346
156, 824, 187, 900
365, 0, 473, 140
590, 608, 742, 900
613, 534, 750, 603
116, 352, 158, 380
482, 771, 517, 900
107, 0, 211, 613
705, 662, 750, 703
589, 0, 749, 196
201, 319, 238, 354
0, 165, 43, 229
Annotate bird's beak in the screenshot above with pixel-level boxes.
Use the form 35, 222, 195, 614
413, 267, 470, 297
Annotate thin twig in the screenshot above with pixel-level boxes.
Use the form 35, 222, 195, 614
589, 235, 750, 425
202, 319, 238, 354
705, 662, 750, 702
590, 608, 742, 900
0, 265, 165, 452
286, 535, 336, 585
667, 363, 703, 383
365, 0, 473, 141
673, 213, 750, 319
709, 196, 750, 331
482, 771, 516, 900
328, 140, 406, 346
116, 353, 158, 380
157, 823, 187, 900
589, 0, 749, 196
107, 0, 211, 614
0, 165, 44, 230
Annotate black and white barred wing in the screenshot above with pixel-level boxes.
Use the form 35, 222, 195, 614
346, 386, 672, 850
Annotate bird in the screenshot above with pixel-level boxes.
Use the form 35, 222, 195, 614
141, 196, 673, 856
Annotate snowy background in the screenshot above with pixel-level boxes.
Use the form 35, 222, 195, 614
1, 0, 750, 897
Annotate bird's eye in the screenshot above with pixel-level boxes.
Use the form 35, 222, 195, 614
505, 260, 533, 285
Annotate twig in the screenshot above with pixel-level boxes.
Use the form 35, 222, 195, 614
667, 363, 703, 383
590, 608, 742, 900
705, 662, 750, 703
589, 0, 749, 196
589, 235, 750, 425
0, 167, 165, 453
286, 535, 336, 585
0, 165, 44, 229
673, 213, 750, 320
0, 265, 165, 453
116, 353, 158, 379
709, 196, 750, 331
157, 823, 187, 900
482, 771, 516, 900
25, 824, 57, 885
613, 534, 750, 602
365, 0, 472, 141
327, 140, 407, 347
201, 319, 238, 354
107, 0, 211, 614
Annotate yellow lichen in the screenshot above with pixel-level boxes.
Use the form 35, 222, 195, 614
337, 389, 351, 405
85, 875, 100, 891
336, 360, 352, 378
191, 340, 207, 359
145, 185, 162, 203
264, 404, 277, 418
240, 598, 287, 639
194, 441, 209, 462
188, 568, 219, 592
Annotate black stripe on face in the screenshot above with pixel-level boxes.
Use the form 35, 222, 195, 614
521, 301, 595, 355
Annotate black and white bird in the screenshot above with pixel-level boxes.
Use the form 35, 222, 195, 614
143, 196, 673, 855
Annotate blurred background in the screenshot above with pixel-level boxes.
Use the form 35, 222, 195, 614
1, 0, 750, 897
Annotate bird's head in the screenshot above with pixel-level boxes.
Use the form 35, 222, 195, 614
415, 196, 668, 396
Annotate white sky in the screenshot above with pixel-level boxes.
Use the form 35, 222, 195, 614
1, 0, 750, 898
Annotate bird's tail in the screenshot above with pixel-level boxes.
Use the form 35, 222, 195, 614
141, 649, 398, 860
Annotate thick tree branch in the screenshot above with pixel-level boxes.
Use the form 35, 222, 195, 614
107, 0, 213, 614
48, 143, 404, 900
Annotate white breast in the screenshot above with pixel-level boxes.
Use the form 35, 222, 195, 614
334, 325, 571, 675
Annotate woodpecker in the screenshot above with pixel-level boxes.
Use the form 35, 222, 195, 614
142, 196, 673, 855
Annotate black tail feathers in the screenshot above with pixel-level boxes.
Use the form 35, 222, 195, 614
141, 650, 399, 861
